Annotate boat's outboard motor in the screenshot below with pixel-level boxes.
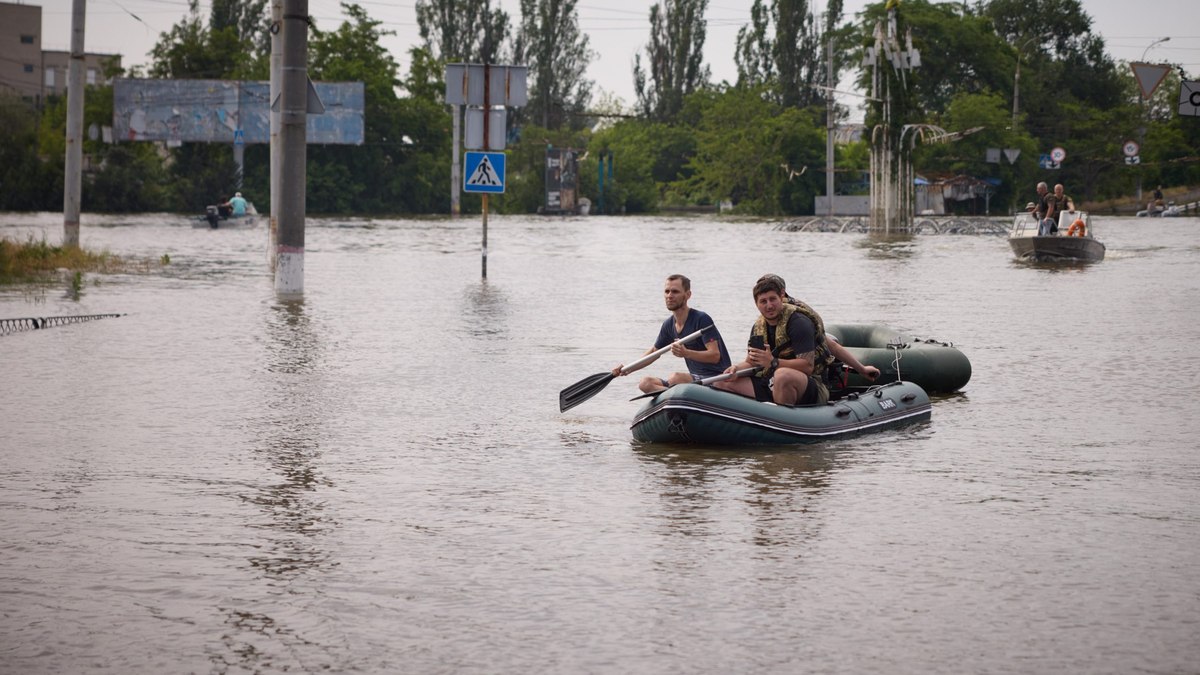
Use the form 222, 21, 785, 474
205, 205, 220, 228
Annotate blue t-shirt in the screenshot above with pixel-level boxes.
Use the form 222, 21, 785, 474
230, 196, 248, 216
654, 309, 731, 378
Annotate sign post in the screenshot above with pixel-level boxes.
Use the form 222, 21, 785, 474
445, 63, 527, 278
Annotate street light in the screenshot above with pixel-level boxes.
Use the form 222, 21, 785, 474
1011, 33, 1052, 133
1141, 36, 1170, 64
1136, 37, 1170, 202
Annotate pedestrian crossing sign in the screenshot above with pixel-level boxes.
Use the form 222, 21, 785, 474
464, 151, 506, 193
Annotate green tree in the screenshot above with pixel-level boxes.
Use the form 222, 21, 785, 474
735, 0, 844, 109
633, 0, 711, 121
511, 0, 595, 129
416, 0, 510, 63
0, 95, 60, 210
671, 86, 823, 214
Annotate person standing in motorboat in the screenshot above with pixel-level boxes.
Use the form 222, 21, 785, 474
222, 192, 248, 217
1053, 184, 1075, 213
1033, 182, 1057, 236
713, 276, 832, 406
611, 274, 732, 395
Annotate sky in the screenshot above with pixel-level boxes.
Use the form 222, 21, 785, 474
31, 0, 1200, 116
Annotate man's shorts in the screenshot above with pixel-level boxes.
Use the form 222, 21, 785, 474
751, 374, 825, 405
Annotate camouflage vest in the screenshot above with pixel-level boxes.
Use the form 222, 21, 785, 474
750, 300, 835, 380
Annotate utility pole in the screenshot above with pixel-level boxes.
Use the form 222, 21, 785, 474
825, 38, 835, 216
275, 0, 309, 298
63, 0, 86, 248
269, 0, 282, 267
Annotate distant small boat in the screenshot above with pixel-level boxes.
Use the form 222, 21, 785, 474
1136, 201, 1183, 217
1009, 210, 1105, 262
196, 202, 260, 229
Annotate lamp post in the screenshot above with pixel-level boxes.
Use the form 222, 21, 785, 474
1136, 37, 1170, 202
1011, 33, 1051, 133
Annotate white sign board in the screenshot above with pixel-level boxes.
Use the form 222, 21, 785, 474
464, 108, 507, 150
1180, 80, 1200, 117
445, 64, 528, 107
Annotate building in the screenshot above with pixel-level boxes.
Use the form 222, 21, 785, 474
0, 1, 121, 105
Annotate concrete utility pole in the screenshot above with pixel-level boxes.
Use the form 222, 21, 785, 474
825, 38, 835, 216
275, 0, 309, 298
62, 0, 86, 248
451, 106, 461, 216
270, 0, 283, 266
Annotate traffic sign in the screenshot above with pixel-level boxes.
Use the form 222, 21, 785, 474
234, 129, 244, 146
1038, 154, 1060, 170
1122, 140, 1140, 157
1181, 80, 1200, 117
464, 151, 506, 193
1125, 156, 1140, 165
1132, 62, 1171, 99
1050, 146, 1067, 163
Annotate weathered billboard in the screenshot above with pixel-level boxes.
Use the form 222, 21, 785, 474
112, 78, 364, 145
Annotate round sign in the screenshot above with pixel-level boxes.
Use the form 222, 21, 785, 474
1123, 140, 1140, 157
1050, 147, 1067, 162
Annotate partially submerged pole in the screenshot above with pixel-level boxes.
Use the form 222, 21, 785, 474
62, 0, 86, 248
269, 0, 282, 267
275, 0, 308, 298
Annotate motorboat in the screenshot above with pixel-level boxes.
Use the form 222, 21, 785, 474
197, 202, 260, 228
1009, 209, 1104, 262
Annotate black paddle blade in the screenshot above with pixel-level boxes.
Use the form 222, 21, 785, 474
559, 372, 615, 412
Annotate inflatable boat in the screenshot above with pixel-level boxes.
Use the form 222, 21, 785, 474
825, 323, 972, 395
630, 380, 931, 445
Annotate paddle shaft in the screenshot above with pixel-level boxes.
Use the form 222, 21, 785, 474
619, 326, 710, 375
629, 367, 755, 401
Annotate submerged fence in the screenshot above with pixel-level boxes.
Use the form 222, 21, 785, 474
0, 313, 124, 336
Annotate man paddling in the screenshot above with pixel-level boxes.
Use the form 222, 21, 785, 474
612, 274, 731, 395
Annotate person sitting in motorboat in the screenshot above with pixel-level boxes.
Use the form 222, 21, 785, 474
1033, 182, 1057, 236
221, 192, 248, 218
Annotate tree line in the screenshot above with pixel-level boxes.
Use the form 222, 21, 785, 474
1, 0, 1195, 216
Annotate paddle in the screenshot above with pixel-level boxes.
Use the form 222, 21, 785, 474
559, 326, 711, 412
628, 367, 757, 401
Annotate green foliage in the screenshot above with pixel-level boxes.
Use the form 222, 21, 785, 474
587, 118, 698, 212
671, 86, 824, 214
0, 95, 60, 210
416, 0, 510, 63
634, 0, 711, 122
512, 0, 595, 130
735, 0, 843, 109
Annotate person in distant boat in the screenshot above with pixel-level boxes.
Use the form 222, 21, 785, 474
758, 273, 880, 388
221, 192, 248, 217
712, 276, 833, 406
1053, 184, 1075, 213
612, 274, 732, 395
1033, 181, 1057, 236
1153, 185, 1164, 204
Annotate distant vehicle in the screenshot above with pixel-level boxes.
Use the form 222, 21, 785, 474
1009, 209, 1105, 262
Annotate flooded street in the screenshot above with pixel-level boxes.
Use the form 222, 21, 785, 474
2, 212, 1198, 673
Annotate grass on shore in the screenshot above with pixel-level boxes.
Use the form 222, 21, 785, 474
0, 235, 161, 285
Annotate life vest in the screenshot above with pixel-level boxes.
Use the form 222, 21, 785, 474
751, 300, 835, 382
1067, 219, 1086, 237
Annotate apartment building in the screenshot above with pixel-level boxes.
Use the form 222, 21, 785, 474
0, 1, 121, 104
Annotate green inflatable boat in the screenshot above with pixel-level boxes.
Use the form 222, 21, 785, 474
825, 323, 971, 395
630, 380, 931, 445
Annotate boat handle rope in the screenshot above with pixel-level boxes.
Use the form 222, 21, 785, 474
0, 313, 124, 336
886, 337, 906, 383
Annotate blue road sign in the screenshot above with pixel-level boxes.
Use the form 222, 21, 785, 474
464, 151, 506, 193
234, 129, 244, 146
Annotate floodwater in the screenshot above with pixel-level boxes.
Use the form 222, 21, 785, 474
2, 212, 1198, 674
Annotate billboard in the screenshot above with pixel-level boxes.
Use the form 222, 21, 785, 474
112, 78, 364, 145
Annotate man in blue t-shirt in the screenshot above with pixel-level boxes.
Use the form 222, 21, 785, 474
223, 192, 248, 217
611, 274, 731, 395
